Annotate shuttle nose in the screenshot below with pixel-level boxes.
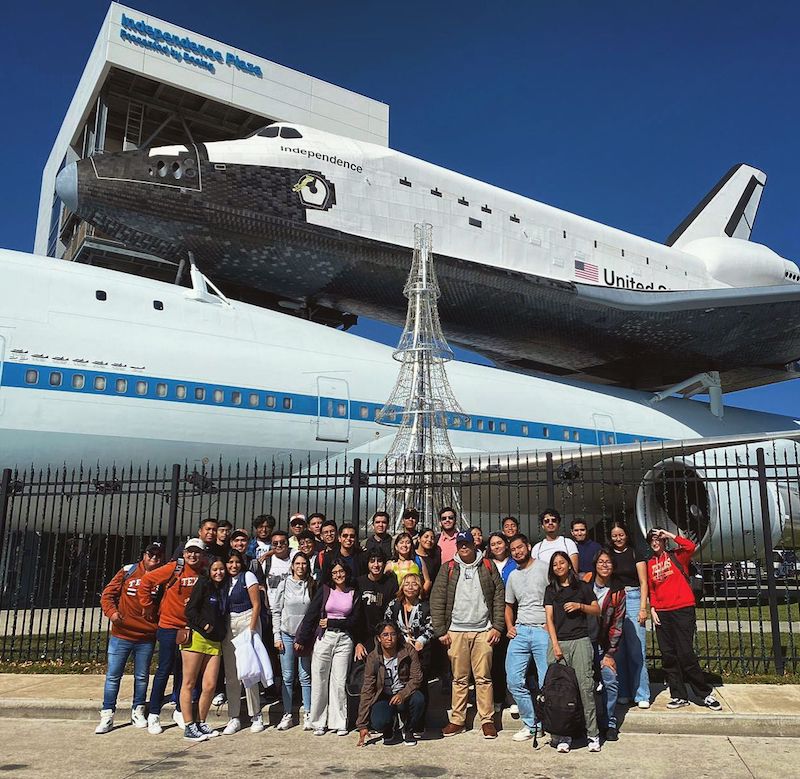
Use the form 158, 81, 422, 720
56, 162, 78, 213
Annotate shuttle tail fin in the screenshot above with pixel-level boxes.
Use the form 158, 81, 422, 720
665, 164, 766, 248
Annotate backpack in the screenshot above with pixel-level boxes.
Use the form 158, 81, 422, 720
666, 550, 704, 605
122, 563, 138, 582
446, 558, 493, 579
152, 557, 184, 612
533, 660, 585, 746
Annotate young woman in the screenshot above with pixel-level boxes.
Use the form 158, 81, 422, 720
181, 559, 228, 742
470, 525, 486, 552
646, 528, 721, 711
544, 551, 601, 753
415, 527, 441, 588
608, 520, 651, 708
485, 532, 517, 711
386, 532, 430, 592
221, 550, 264, 735
272, 552, 316, 731
383, 573, 433, 735
295, 559, 364, 736
582, 549, 626, 741
486, 532, 517, 584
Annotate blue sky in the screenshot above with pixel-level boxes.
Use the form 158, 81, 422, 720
2, 1, 798, 416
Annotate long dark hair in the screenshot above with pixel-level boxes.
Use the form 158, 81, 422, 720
393, 532, 415, 562
291, 551, 318, 598
325, 557, 354, 590
485, 532, 510, 561
548, 550, 578, 591
607, 520, 631, 548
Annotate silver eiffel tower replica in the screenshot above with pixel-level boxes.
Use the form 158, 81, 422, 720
377, 223, 465, 530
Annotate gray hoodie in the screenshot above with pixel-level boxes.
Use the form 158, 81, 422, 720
449, 550, 492, 632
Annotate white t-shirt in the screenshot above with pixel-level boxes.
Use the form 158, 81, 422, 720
531, 536, 578, 566
266, 551, 297, 594
228, 571, 258, 595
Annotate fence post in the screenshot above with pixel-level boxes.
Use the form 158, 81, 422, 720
351, 458, 363, 527
166, 464, 181, 556
756, 447, 785, 675
0, 468, 11, 563
545, 452, 555, 508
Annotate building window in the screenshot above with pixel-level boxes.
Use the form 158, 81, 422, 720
156, 383, 167, 397
469, 217, 482, 228
24, 369, 38, 384
249, 393, 259, 407
96, 290, 107, 301
266, 395, 276, 408
176, 385, 187, 399
153, 300, 164, 311
283, 397, 292, 410
116, 378, 127, 393
194, 387, 205, 401
231, 391, 242, 406
94, 376, 106, 391
213, 389, 224, 403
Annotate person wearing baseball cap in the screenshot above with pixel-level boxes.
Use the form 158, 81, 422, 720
430, 529, 505, 739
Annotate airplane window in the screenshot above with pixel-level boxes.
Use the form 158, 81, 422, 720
213, 389, 224, 403
135, 381, 148, 395
477, 419, 484, 431
521, 424, 529, 436
153, 300, 164, 311
452, 416, 461, 428
116, 378, 127, 393
360, 406, 369, 419
542, 426, 549, 438
266, 395, 276, 408
195, 387, 205, 401
249, 393, 259, 407
563, 430, 570, 440
573, 430, 580, 442
232, 391, 242, 406
280, 127, 303, 139
24, 369, 38, 384
156, 383, 167, 397
94, 376, 106, 391
337, 402, 347, 417
72, 374, 85, 390
283, 397, 292, 410
487, 420, 495, 432
96, 290, 107, 301
176, 385, 187, 399
49, 371, 62, 387
500, 422, 507, 433
258, 126, 279, 138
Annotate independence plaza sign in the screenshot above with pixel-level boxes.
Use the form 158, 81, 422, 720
119, 14, 263, 78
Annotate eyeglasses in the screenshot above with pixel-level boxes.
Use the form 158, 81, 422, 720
542, 518, 559, 525
441, 515, 456, 521
332, 569, 346, 575
272, 541, 287, 547
597, 560, 613, 566
379, 632, 397, 639
340, 533, 356, 540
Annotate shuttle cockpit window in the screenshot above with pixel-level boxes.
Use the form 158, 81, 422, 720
257, 126, 279, 138
279, 127, 303, 139
254, 125, 303, 140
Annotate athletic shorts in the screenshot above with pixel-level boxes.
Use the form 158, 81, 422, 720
180, 631, 221, 656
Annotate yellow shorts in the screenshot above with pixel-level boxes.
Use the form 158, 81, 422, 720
180, 631, 221, 656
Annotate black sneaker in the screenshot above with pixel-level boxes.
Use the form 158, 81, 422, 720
197, 721, 219, 738
604, 727, 619, 741
666, 698, 690, 709
184, 722, 209, 742
383, 730, 403, 746
403, 730, 417, 747
703, 695, 722, 711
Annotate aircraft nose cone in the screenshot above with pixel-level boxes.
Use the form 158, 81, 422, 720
55, 162, 78, 213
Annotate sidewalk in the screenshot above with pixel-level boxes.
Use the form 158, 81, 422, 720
1, 673, 798, 737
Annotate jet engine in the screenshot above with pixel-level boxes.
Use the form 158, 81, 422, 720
635, 441, 798, 562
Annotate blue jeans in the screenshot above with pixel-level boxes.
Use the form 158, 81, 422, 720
617, 588, 650, 703
278, 631, 312, 714
102, 635, 155, 711
148, 627, 183, 716
370, 690, 426, 735
504, 624, 550, 729
593, 644, 619, 730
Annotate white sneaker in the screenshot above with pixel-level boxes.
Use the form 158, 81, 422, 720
223, 717, 241, 735
313, 728, 326, 736
95, 709, 114, 734
303, 712, 313, 731
212, 693, 226, 707
131, 705, 147, 729
588, 736, 601, 753
147, 713, 163, 735
512, 726, 533, 742
172, 709, 185, 729
250, 714, 265, 733
637, 700, 651, 709
277, 713, 293, 731
509, 703, 519, 716
336, 728, 348, 736
556, 737, 571, 753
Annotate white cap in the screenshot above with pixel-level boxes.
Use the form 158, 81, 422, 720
184, 537, 206, 551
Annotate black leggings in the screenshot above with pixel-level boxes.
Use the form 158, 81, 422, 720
656, 606, 711, 700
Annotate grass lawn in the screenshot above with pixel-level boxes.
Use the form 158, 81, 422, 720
697, 602, 800, 624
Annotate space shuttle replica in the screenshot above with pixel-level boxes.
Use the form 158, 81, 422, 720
57, 122, 800, 399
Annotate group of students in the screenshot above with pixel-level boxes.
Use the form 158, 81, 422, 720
97, 507, 720, 752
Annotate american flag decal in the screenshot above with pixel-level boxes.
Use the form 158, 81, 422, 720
574, 259, 599, 282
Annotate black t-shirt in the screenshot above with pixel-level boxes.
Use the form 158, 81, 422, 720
544, 579, 596, 641
356, 573, 399, 637
611, 546, 641, 588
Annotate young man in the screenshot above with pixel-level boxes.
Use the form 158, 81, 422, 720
436, 507, 459, 564
216, 519, 233, 553
430, 531, 504, 739
356, 621, 425, 747
531, 509, 579, 571
246, 514, 276, 560
364, 511, 393, 560
96, 542, 164, 734
307, 512, 325, 547
501, 516, 519, 540
400, 509, 421, 546
139, 537, 206, 734
571, 518, 602, 574
319, 519, 339, 556
503, 533, 551, 742
259, 529, 297, 605
355, 551, 399, 660
288, 513, 307, 550
229, 529, 249, 557
321, 523, 365, 580
173, 518, 223, 564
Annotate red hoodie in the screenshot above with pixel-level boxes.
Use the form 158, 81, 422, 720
100, 561, 159, 642
647, 535, 696, 612
138, 559, 204, 630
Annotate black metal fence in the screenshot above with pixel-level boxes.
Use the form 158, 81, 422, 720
0, 439, 798, 674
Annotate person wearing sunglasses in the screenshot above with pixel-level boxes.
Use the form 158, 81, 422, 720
531, 509, 579, 572
436, 507, 460, 564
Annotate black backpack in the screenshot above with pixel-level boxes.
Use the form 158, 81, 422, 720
533, 660, 585, 746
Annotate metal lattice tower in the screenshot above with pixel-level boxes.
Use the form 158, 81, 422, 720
377, 223, 465, 529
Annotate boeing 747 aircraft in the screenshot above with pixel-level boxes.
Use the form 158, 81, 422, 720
57, 123, 800, 396
0, 249, 797, 558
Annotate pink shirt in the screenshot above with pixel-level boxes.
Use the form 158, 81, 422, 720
438, 531, 457, 564
325, 587, 354, 620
